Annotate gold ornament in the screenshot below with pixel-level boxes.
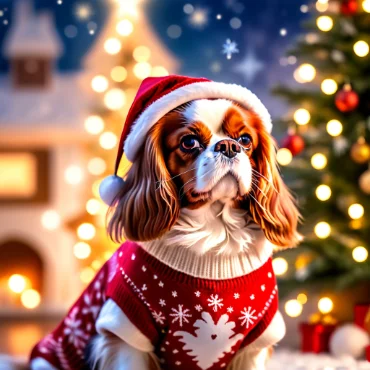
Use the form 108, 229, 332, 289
350, 137, 370, 164
359, 169, 370, 194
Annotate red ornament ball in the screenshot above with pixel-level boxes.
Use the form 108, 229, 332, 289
282, 134, 305, 156
340, 0, 358, 15
335, 86, 359, 112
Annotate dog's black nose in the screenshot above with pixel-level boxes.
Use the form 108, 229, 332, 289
214, 139, 241, 158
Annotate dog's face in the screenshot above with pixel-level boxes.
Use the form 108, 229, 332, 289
109, 99, 300, 249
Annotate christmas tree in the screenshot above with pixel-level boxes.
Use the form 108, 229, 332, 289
273, 0, 370, 296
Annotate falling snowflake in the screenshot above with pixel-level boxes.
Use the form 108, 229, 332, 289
227, 306, 234, 313
170, 304, 192, 327
152, 311, 165, 325
195, 304, 203, 312
207, 294, 224, 312
81, 294, 101, 319
239, 307, 257, 329
172, 291, 178, 297
63, 308, 89, 349
159, 281, 164, 287
250, 294, 255, 300
142, 284, 147, 291
195, 291, 201, 297
222, 39, 239, 60
261, 285, 266, 292
234, 293, 240, 299
159, 299, 166, 307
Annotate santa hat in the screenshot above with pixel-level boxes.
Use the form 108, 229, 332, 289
99, 75, 272, 205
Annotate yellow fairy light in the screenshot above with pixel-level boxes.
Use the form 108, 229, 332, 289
8, 274, 26, 294
363, 0, 370, 12
91, 75, 108, 93
294, 108, 311, 125
316, 184, 331, 201
316, 15, 333, 32
41, 210, 61, 230
86, 199, 101, 215
272, 257, 288, 276
133, 62, 152, 80
353, 40, 369, 57
348, 203, 364, 219
104, 38, 122, 55
352, 246, 368, 262
285, 299, 303, 318
297, 293, 308, 304
77, 223, 96, 240
326, 119, 343, 137
92, 260, 103, 270
151, 66, 169, 77
104, 89, 126, 111
318, 297, 333, 314
316, 1, 329, 12
73, 242, 92, 260
111, 66, 127, 82
21, 289, 41, 309
80, 267, 95, 284
99, 132, 118, 150
321, 79, 338, 95
294, 63, 316, 83
87, 157, 106, 176
311, 153, 327, 170
84, 115, 104, 135
277, 148, 293, 166
116, 19, 133, 36
314, 221, 331, 239
64, 165, 83, 185
133, 46, 151, 62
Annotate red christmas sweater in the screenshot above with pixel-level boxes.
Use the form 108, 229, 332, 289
31, 241, 278, 370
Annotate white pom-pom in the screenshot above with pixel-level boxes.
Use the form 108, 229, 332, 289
329, 324, 370, 359
99, 175, 125, 206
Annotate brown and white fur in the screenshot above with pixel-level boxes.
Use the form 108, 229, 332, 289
23, 98, 299, 370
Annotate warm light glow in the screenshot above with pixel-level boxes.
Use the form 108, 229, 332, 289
316, 184, 332, 201
64, 165, 83, 185
41, 210, 61, 230
318, 297, 333, 314
91, 75, 108, 93
21, 289, 41, 309
285, 299, 303, 318
133, 46, 151, 62
92, 180, 102, 198
77, 223, 96, 240
314, 221, 331, 239
86, 199, 101, 215
84, 115, 104, 135
297, 293, 308, 304
353, 40, 369, 57
311, 153, 327, 170
321, 79, 338, 95
348, 203, 364, 219
92, 260, 103, 270
316, 1, 329, 11
352, 246, 368, 262
277, 148, 293, 166
294, 63, 316, 83
87, 157, 106, 176
316, 15, 333, 32
104, 251, 114, 260
326, 119, 343, 137
8, 274, 26, 294
363, 0, 370, 12
272, 257, 288, 276
80, 267, 95, 284
99, 132, 118, 150
116, 19, 133, 36
111, 66, 127, 82
104, 89, 126, 111
104, 38, 122, 55
294, 108, 311, 125
133, 62, 152, 80
151, 66, 169, 77
73, 242, 92, 260
116, 0, 140, 17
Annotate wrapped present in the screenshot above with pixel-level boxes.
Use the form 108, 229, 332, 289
354, 304, 370, 333
300, 322, 337, 353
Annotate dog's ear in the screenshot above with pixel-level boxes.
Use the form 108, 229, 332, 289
248, 128, 301, 248
108, 121, 180, 242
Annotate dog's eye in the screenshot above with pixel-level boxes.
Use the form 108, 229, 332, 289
180, 135, 201, 152
238, 134, 252, 148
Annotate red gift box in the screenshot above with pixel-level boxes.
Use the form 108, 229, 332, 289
366, 345, 370, 362
300, 323, 337, 353
354, 304, 370, 333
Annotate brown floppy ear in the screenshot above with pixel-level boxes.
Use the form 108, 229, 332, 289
108, 121, 180, 242
248, 129, 301, 248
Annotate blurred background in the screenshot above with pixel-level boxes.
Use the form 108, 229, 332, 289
0, 0, 369, 366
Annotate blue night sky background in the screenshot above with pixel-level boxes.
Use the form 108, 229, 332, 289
0, 0, 311, 117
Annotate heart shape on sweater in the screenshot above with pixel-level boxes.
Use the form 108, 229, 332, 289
211, 334, 217, 340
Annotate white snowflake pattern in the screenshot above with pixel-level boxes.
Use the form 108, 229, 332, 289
195, 291, 201, 297
239, 306, 258, 329
222, 39, 239, 60
268, 272, 272, 278
234, 293, 240, 299
250, 294, 255, 300
131, 253, 136, 260
142, 265, 147, 272
38, 334, 57, 354
170, 304, 192, 327
142, 284, 147, 291
175, 361, 182, 366
159, 299, 166, 307
159, 281, 164, 287
207, 294, 224, 312
172, 291, 178, 297
153, 274, 158, 279
152, 311, 165, 325
195, 304, 203, 312
63, 307, 89, 349
81, 293, 101, 319
227, 306, 234, 313
261, 284, 266, 292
